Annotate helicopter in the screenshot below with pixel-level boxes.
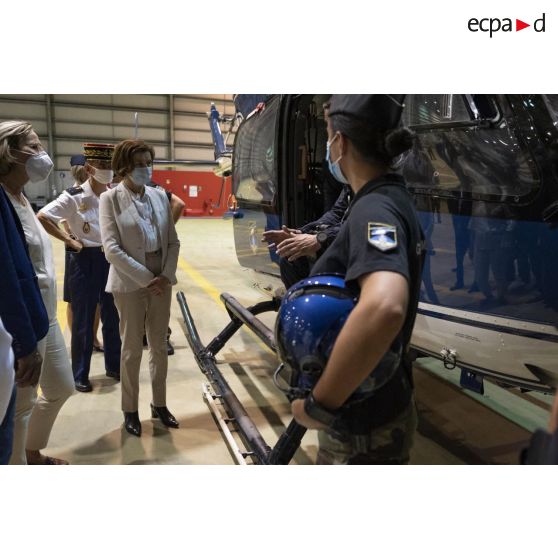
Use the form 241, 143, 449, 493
175, 94, 558, 464
212, 94, 558, 395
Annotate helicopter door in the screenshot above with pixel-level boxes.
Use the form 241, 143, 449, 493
232, 95, 283, 276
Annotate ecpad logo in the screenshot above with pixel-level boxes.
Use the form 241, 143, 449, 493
468, 13, 546, 37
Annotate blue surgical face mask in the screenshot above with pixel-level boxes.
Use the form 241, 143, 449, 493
130, 165, 153, 186
326, 135, 348, 184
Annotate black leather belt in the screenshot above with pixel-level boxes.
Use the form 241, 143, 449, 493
80, 246, 103, 252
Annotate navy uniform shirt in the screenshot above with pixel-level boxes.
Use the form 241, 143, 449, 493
311, 173, 424, 430
40, 180, 103, 246
300, 185, 351, 250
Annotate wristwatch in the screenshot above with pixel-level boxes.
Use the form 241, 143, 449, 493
304, 392, 338, 427
316, 230, 329, 248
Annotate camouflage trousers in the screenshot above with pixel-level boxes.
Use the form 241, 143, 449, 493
317, 398, 418, 465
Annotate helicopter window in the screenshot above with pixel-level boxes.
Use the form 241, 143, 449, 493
232, 95, 280, 206
401, 95, 539, 203
403, 95, 473, 127
544, 94, 558, 125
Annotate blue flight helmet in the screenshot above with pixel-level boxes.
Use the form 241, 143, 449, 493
274, 275, 357, 400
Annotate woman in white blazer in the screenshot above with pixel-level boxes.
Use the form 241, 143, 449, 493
99, 140, 180, 437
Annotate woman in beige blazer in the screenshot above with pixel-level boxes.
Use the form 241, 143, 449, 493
99, 140, 180, 437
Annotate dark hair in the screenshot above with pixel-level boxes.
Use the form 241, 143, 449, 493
112, 139, 155, 177
329, 114, 415, 167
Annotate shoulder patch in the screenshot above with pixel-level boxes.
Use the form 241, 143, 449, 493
368, 222, 397, 252
66, 186, 83, 196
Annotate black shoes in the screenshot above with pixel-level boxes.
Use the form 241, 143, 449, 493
75, 373, 119, 391
106, 370, 120, 382
124, 411, 142, 437
450, 281, 464, 291
151, 404, 179, 428
75, 380, 93, 393
166, 327, 174, 356
124, 407, 178, 436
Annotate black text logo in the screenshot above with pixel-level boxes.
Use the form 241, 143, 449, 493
468, 13, 546, 37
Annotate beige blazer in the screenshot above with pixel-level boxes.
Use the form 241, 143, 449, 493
99, 183, 180, 293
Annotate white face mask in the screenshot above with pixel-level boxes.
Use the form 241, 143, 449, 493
24, 151, 54, 183
130, 166, 153, 186
92, 167, 114, 184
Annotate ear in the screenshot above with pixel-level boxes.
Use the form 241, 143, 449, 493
330, 132, 346, 161
337, 133, 348, 157
84, 162, 95, 176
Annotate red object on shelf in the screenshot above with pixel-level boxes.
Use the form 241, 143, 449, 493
152, 170, 232, 218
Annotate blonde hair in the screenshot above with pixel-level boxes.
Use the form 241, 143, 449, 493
71, 165, 89, 185
0, 120, 34, 176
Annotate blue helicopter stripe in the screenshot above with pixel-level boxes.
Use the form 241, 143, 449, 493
417, 308, 558, 344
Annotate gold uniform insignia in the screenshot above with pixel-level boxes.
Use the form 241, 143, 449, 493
83, 222, 90, 234
79, 202, 87, 212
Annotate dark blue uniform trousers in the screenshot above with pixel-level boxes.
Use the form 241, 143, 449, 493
68, 248, 121, 383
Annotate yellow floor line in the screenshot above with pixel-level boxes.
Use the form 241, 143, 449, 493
54, 257, 274, 353
57, 300, 68, 333
177, 258, 224, 308
177, 256, 274, 354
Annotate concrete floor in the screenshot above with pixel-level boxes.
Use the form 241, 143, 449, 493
47, 218, 319, 464
45, 218, 550, 465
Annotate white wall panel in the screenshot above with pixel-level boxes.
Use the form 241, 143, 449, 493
174, 129, 212, 145
174, 146, 216, 160
112, 126, 168, 143
0, 94, 234, 200
174, 95, 233, 114
53, 106, 168, 128
52, 94, 168, 111
0, 100, 46, 121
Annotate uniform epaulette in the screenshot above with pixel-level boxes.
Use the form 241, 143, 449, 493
66, 186, 84, 196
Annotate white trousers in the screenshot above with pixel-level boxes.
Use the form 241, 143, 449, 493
9, 318, 74, 464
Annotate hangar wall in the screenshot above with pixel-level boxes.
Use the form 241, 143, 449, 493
0, 94, 235, 201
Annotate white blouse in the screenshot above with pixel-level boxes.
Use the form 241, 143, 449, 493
128, 187, 161, 253
7, 192, 57, 320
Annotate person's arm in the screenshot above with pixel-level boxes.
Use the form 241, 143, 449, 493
169, 193, 185, 224
160, 195, 181, 283
276, 233, 320, 261
300, 186, 350, 232
37, 212, 83, 251
99, 192, 155, 288
0, 201, 43, 386
291, 271, 408, 428
291, 194, 411, 428
262, 226, 301, 246
60, 219, 72, 235
313, 271, 408, 408
0, 209, 38, 359
37, 194, 83, 251
271, 190, 350, 258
